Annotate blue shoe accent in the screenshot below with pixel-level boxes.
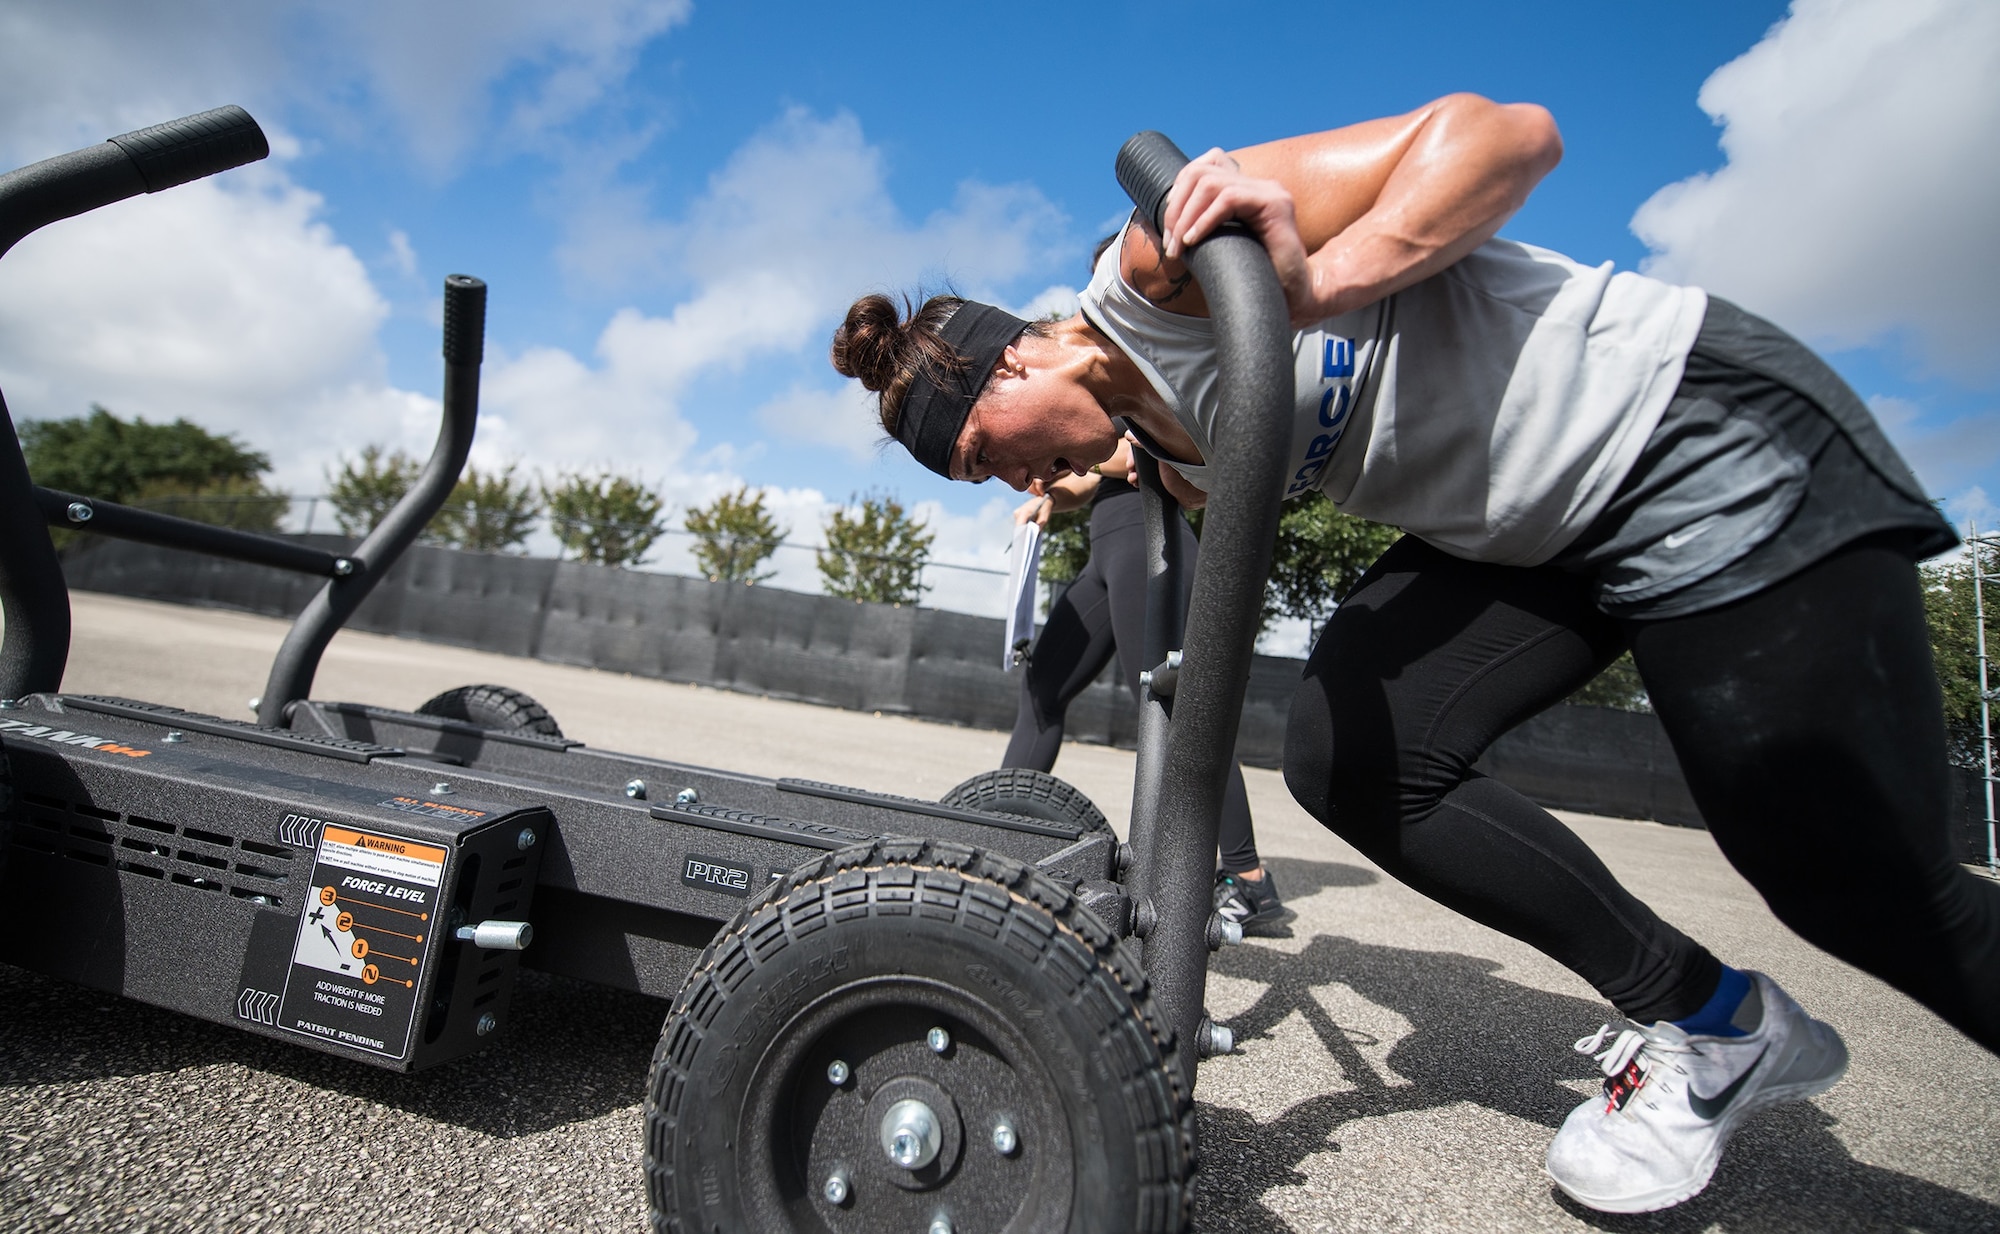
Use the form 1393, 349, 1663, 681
1673, 965, 1753, 1038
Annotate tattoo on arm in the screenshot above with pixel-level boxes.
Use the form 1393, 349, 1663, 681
1154, 268, 1194, 305
1127, 220, 1197, 308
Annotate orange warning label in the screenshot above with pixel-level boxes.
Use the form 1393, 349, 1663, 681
280, 825, 442, 1060
321, 826, 445, 864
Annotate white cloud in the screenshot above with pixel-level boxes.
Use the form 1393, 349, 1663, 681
1942, 486, 1995, 537
910, 493, 1030, 619
0, 16, 1069, 614
1866, 395, 2000, 499
0, 168, 416, 493
0, 0, 688, 172
754, 382, 884, 465
0, 100, 1068, 599
1012, 284, 1082, 323
497, 109, 1067, 484
1632, 0, 2000, 379
301, 0, 691, 172
384, 230, 419, 279
557, 109, 1067, 301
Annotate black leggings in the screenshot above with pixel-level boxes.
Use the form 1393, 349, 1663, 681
1004, 493, 1259, 872
1285, 534, 2000, 1049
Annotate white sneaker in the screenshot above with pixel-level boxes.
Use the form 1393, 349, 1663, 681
1545, 971, 1848, 1213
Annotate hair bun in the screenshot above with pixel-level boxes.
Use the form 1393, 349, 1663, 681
830, 293, 906, 392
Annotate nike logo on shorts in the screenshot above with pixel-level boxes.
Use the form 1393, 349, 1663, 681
1663, 518, 1718, 550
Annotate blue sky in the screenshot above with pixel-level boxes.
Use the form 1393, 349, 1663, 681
1, 0, 1995, 627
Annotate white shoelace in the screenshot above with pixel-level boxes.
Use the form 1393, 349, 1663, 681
1575, 1024, 1648, 1078
1575, 1023, 1694, 1078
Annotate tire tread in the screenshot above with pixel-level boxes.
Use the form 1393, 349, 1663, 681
940, 768, 1112, 833
415, 683, 563, 737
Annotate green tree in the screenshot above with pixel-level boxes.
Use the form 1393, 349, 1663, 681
546, 471, 667, 568
1037, 507, 1092, 586
818, 491, 933, 605
22, 404, 284, 531
1263, 492, 1403, 629
1187, 489, 1402, 634
1568, 652, 1652, 712
327, 445, 421, 536
1923, 543, 1996, 768
685, 485, 787, 583
436, 463, 540, 553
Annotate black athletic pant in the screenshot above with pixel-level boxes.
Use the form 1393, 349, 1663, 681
1004, 490, 1260, 873
1285, 533, 2000, 1049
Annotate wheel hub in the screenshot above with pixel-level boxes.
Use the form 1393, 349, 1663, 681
865, 1076, 962, 1189
882, 1099, 941, 1170
741, 982, 1070, 1231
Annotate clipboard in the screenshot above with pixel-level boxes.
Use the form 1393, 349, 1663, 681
1002, 520, 1042, 670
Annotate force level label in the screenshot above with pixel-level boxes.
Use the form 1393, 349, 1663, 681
278, 825, 446, 1059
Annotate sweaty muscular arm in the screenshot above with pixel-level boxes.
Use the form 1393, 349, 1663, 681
1123, 94, 1562, 324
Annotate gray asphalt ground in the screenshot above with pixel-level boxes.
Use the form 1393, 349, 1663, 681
2, 591, 1995, 1233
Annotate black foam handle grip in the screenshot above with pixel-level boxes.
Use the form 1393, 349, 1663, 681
442, 274, 487, 365
108, 106, 270, 194
1116, 131, 1191, 235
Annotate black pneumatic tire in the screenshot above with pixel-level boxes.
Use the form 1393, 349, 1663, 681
940, 768, 1112, 834
646, 838, 1194, 1234
415, 683, 563, 737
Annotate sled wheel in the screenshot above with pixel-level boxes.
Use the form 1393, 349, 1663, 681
415, 683, 563, 737
939, 768, 1112, 835
646, 838, 1193, 1234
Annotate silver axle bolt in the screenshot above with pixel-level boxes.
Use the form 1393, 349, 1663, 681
991, 1122, 1018, 1155
926, 1025, 951, 1054
930, 1218, 953, 1234
826, 1059, 850, 1085
822, 1171, 849, 1204
881, 1099, 942, 1170
1197, 1017, 1235, 1058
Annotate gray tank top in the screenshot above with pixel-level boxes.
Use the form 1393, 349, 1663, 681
1079, 231, 1708, 566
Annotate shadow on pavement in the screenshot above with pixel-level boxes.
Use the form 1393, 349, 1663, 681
1262, 856, 1381, 895
1192, 933, 2000, 1233
0, 962, 667, 1136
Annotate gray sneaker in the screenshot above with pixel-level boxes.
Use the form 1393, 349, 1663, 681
1213, 868, 1294, 937
1545, 971, 1848, 1213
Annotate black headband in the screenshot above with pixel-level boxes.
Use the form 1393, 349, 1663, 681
895, 301, 1029, 478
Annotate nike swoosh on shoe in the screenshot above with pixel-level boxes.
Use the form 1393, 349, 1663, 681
1687, 1045, 1769, 1120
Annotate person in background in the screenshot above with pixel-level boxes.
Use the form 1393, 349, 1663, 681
1004, 432, 1288, 935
